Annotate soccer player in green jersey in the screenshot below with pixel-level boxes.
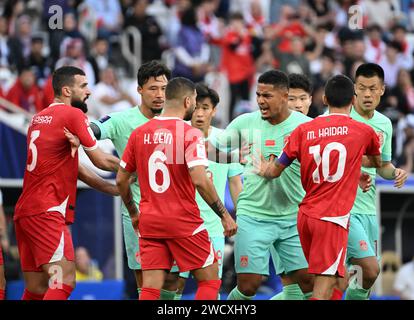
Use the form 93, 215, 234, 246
345, 63, 408, 300
172, 83, 244, 300
89, 61, 178, 299
287, 74, 313, 116
215, 70, 313, 300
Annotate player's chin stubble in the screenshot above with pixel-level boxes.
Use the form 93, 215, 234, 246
71, 99, 88, 113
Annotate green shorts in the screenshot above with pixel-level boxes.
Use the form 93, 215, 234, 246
172, 235, 225, 278
122, 214, 141, 270
234, 215, 308, 275
346, 214, 380, 265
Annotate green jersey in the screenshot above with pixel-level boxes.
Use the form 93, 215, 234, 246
91, 106, 149, 216
350, 107, 393, 215
216, 110, 311, 220
196, 126, 243, 237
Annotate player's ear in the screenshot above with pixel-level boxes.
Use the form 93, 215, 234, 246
380, 83, 385, 96
62, 86, 71, 98
212, 107, 217, 117
137, 86, 143, 95
322, 95, 328, 106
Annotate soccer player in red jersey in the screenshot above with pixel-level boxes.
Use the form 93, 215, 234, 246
116, 77, 238, 300
255, 75, 382, 299
14, 66, 120, 300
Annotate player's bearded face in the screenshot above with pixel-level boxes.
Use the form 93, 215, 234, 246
184, 95, 197, 121
71, 95, 88, 113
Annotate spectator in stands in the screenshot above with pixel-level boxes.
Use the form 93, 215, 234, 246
90, 66, 136, 119
124, 0, 164, 63
389, 69, 414, 116
306, 0, 335, 28
75, 246, 103, 282
198, 0, 222, 41
27, 36, 51, 87
7, 14, 33, 72
55, 37, 96, 88
5, 67, 43, 113
379, 40, 406, 88
0, 16, 11, 69
173, 6, 212, 82
390, 24, 414, 70
393, 256, 414, 299
88, 37, 115, 85
364, 0, 403, 30
166, 0, 192, 46
49, 12, 87, 66
2, 0, 25, 37
215, 12, 255, 119
269, 0, 300, 23
85, 0, 123, 40
364, 24, 386, 64
271, 35, 311, 76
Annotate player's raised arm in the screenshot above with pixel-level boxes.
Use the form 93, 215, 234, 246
78, 164, 119, 196
189, 165, 237, 237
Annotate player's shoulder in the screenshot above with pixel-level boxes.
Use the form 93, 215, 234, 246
373, 110, 393, 127
348, 117, 376, 133
100, 106, 140, 121
291, 110, 312, 123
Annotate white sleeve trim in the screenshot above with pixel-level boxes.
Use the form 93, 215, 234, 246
82, 143, 98, 151
120, 160, 127, 169
187, 159, 209, 168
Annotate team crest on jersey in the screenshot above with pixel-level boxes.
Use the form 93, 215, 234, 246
359, 240, 368, 251
240, 255, 248, 267
265, 140, 275, 146
376, 131, 384, 147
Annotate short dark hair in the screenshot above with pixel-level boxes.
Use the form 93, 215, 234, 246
288, 73, 313, 95
52, 66, 85, 97
137, 60, 171, 88
355, 63, 385, 83
258, 70, 289, 90
166, 77, 196, 101
324, 75, 355, 108
195, 83, 219, 107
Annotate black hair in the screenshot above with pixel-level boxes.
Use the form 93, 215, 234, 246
355, 63, 385, 83
52, 66, 85, 97
324, 74, 355, 108
258, 69, 289, 90
195, 83, 220, 107
166, 77, 196, 101
288, 73, 313, 95
137, 60, 171, 88
181, 7, 198, 28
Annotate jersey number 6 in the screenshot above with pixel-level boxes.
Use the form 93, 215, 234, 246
148, 151, 171, 193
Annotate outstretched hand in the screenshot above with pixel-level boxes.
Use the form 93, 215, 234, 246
64, 127, 80, 158
359, 172, 372, 193
394, 168, 408, 188
252, 152, 275, 177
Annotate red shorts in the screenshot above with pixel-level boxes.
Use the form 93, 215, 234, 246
0, 245, 3, 266
15, 212, 75, 272
297, 213, 349, 277
139, 229, 217, 272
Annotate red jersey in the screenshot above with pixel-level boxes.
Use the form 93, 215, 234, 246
14, 103, 97, 224
279, 114, 380, 221
121, 117, 209, 239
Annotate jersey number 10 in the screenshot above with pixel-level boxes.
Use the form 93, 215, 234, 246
309, 142, 347, 183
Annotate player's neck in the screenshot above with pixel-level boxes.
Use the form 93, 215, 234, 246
354, 103, 375, 120
53, 97, 70, 106
202, 126, 212, 138
328, 107, 350, 115
139, 104, 160, 119
160, 109, 184, 119
267, 108, 291, 125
